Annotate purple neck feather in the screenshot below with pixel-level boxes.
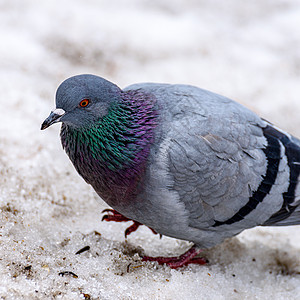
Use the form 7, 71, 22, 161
60, 90, 158, 207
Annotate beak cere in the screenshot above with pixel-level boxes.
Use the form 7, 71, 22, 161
41, 108, 65, 130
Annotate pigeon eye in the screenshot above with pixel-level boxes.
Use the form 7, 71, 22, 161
79, 99, 89, 107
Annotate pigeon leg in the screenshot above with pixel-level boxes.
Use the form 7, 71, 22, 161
142, 245, 207, 269
102, 209, 159, 238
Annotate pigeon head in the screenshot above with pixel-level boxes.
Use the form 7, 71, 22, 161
41, 74, 122, 130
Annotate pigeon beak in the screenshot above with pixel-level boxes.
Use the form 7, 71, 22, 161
41, 108, 65, 130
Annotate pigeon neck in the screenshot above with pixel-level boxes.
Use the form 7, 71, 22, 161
60, 90, 158, 203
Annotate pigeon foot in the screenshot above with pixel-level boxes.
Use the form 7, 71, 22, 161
102, 209, 159, 237
142, 246, 207, 269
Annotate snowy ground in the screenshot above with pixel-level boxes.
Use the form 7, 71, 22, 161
1, 0, 300, 299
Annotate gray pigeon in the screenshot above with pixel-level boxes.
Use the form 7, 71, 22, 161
41, 74, 300, 268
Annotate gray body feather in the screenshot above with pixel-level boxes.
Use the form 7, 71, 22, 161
120, 83, 300, 248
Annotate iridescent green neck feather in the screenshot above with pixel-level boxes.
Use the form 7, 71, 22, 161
60, 90, 158, 203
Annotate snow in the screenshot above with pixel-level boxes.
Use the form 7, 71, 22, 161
1, 0, 300, 299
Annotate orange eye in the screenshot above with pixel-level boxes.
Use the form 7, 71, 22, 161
79, 99, 89, 107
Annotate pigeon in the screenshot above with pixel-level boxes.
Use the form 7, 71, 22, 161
41, 74, 300, 268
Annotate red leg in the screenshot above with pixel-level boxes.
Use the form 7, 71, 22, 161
125, 221, 142, 237
102, 209, 160, 238
142, 246, 207, 269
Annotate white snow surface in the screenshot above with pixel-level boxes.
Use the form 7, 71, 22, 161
1, 0, 300, 299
